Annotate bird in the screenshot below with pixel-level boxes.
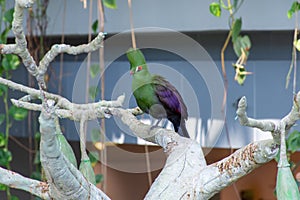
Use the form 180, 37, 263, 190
126, 48, 189, 138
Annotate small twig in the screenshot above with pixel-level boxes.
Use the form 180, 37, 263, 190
80, 116, 89, 161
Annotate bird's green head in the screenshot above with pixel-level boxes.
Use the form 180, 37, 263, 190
126, 48, 149, 76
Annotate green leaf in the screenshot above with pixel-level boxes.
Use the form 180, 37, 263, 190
89, 86, 100, 100
294, 39, 300, 51
103, 0, 117, 9
3, 8, 14, 24
95, 174, 104, 184
0, 133, 5, 147
11, 195, 19, 200
91, 129, 101, 143
90, 64, 100, 78
288, 10, 294, 19
0, 84, 7, 96
88, 151, 99, 167
0, 149, 12, 166
0, 114, 5, 126
209, 2, 221, 17
0, 183, 7, 191
233, 0, 239, 9
33, 150, 40, 165
287, 1, 300, 19
287, 131, 300, 153
79, 159, 96, 185
1, 27, 11, 43
35, 132, 41, 141
9, 106, 28, 121
233, 35, 251, 57
276, 166, 300, 199
231, 18, 242, 42
31, 171, 41, 181
92, 20, 98, 34
2, 54, 21, 71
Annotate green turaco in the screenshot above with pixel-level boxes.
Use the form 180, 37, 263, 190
127, 48, 189, 138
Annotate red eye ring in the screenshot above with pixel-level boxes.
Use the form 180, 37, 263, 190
136, 66, 143, 72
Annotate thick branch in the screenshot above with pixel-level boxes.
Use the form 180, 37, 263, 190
0, 167, 51, 199
113, 107, 279, 200
198, 139, 278, 199
39, 101, 110, 199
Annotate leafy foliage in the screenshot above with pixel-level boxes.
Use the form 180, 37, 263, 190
90, 64, 100, 79
103, 0, 117, 9
287, 131, 300, 153
0, 148, 12, 166
209, 2, 221, 17
9, 106, 28, 121
231, 18, 242, 43
287, 1, 300, 19
92, 20, 99, 34
89, 86, 100, 100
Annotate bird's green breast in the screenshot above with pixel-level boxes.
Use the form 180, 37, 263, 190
132, 82, 159, 113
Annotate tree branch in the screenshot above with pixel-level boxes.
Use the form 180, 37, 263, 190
0, 0, 105, 89
237, 92, 300, 144
0, 167, 51, 199
111, 104, 280, 200
198, 139, 278, 199
39, 101, 110, 199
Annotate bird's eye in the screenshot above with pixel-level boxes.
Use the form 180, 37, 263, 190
136, 66, 143, 72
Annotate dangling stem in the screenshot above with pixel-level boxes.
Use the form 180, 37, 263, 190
128, 0, 137, 49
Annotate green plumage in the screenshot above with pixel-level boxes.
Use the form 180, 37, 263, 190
127, 48, 189, 138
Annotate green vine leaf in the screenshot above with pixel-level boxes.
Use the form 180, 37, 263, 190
92, 20, 98, 34
88, 151, 99, 167
0, 85, 7, 96
288, 1, 300, 19
90, 64, 100, 78
209, 2, 221, 17
9, 106, 28, 121
233, 35, 251, 57
1, 54, 21, 71
0, 133, 5, 147
91, 129, 101, 144
95, 174, 104, 184
231, 18, 242, 42
0, 183, 7, 191
287, 131, 300, 153
89, 86, 100, 100
103, 0, 117, 9
3, 8, 14, 24
0, 149, 12, 166
294, 39, 300, 51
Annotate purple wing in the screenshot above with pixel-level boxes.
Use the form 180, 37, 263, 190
152, 75, 188, 119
